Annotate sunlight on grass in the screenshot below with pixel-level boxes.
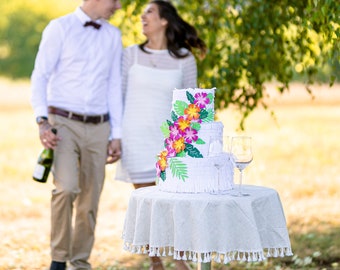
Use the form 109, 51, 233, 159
0, 78, 339, 269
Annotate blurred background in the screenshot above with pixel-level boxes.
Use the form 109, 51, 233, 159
0, 0, 339, 269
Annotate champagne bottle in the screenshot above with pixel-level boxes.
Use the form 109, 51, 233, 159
32, 128, 57, 183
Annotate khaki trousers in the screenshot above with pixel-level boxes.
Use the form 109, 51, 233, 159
49, 114, 110, 269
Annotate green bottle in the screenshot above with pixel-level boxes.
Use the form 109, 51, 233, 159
32, 128, 57, 183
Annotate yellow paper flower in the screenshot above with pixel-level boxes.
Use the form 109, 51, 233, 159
177, 117, 191, 131
158, 157, 167, 171
184, 103, 201, 120
173, 137, 185, 153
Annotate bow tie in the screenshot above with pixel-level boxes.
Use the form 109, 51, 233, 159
84, 21, 101, 30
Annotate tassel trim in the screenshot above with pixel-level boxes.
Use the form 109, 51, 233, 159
123, 242, 293, 264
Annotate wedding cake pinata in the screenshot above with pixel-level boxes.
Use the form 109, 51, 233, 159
156, 88, 234, 193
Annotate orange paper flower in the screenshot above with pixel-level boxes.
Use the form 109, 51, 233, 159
177, 117, 191, 131
173, 137, 185, 153
184, 103, 201, 120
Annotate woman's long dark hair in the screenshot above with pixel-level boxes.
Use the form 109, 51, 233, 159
140, 0, 206, 59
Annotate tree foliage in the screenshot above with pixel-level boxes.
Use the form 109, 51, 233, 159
118, 0, 339, 128
1, 0, 339, 127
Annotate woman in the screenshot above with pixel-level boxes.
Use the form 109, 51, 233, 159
116, 1, 206, 269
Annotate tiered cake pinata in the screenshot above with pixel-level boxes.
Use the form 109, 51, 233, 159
156, 88, 234, 193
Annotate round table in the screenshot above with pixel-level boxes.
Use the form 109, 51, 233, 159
122, 185, 292, 267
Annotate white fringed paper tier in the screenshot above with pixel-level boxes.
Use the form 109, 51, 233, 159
122, 185, 293, 264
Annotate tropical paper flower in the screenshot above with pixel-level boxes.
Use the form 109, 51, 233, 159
156, 89, 214, 181
183, 127, 198, 143
169, 124, 182, 140
166, 144, 177, 157
194, 92, 210, 109
157, 150, 168, 171
173, 137, 185, 153
184, 103, 201, 120
177, 116, 191, 131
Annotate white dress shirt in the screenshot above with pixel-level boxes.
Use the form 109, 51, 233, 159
31, 7, 123, 139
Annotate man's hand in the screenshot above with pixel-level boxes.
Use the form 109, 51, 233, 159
107, 139, 121, 164
39, 122, 60, 149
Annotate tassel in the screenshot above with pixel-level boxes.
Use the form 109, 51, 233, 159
192, 252, 197, 262
223, 253, 230, 264
143, 246, 148, 254
286, 247, 293, 256
149, 247, 155, 257
237, 252, 241, 261
247, 252, 252, 262
197, 253, 202, 263
203, 253, 209, 263
174, 251, 179, 260
188, 252, 193, 260
280, 248, 284, 257
273, 248, 278, 257
215, 253, 221, 263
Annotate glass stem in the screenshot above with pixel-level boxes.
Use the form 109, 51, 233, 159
239, 169, 243, 195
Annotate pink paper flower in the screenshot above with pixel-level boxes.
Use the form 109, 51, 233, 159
194, 92, 210, 109
183, 127, 198, 143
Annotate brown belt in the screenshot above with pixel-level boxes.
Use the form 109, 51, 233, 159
48, 106, 109, 124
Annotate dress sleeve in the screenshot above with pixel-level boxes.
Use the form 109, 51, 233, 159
182, 53, 197, 89
122, 46, 135, 103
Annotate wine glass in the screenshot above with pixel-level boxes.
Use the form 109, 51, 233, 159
230, 136, 253, 196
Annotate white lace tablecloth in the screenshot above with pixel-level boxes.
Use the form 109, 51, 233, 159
122, 185, 292, 264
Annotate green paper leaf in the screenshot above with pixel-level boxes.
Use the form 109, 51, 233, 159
200, 109, 208, 120
195, 138, 205, 145
176, 151, 186, 157
160, 171, 166, 181
184, 143, 203, 158
173, 101, 188, 116
171, 111, 178, 122
160, 122, 170, 137
191, 122, 201, 131
186, 91, 195, 104
169, 158, 188, 181
202, 109, 214, 122
167, 119, 173, 126
207, 93, 214, 104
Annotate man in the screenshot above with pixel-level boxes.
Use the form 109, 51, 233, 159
31, 0, 123, 269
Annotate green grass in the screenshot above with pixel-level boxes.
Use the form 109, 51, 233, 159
0, 78, 339, 269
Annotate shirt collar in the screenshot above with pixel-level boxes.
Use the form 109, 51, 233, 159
74, 7, 103, 26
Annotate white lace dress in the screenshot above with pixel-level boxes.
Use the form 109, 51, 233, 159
115, 45, 197, 183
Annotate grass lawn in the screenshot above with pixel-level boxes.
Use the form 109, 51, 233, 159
0, 78, 339, 269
